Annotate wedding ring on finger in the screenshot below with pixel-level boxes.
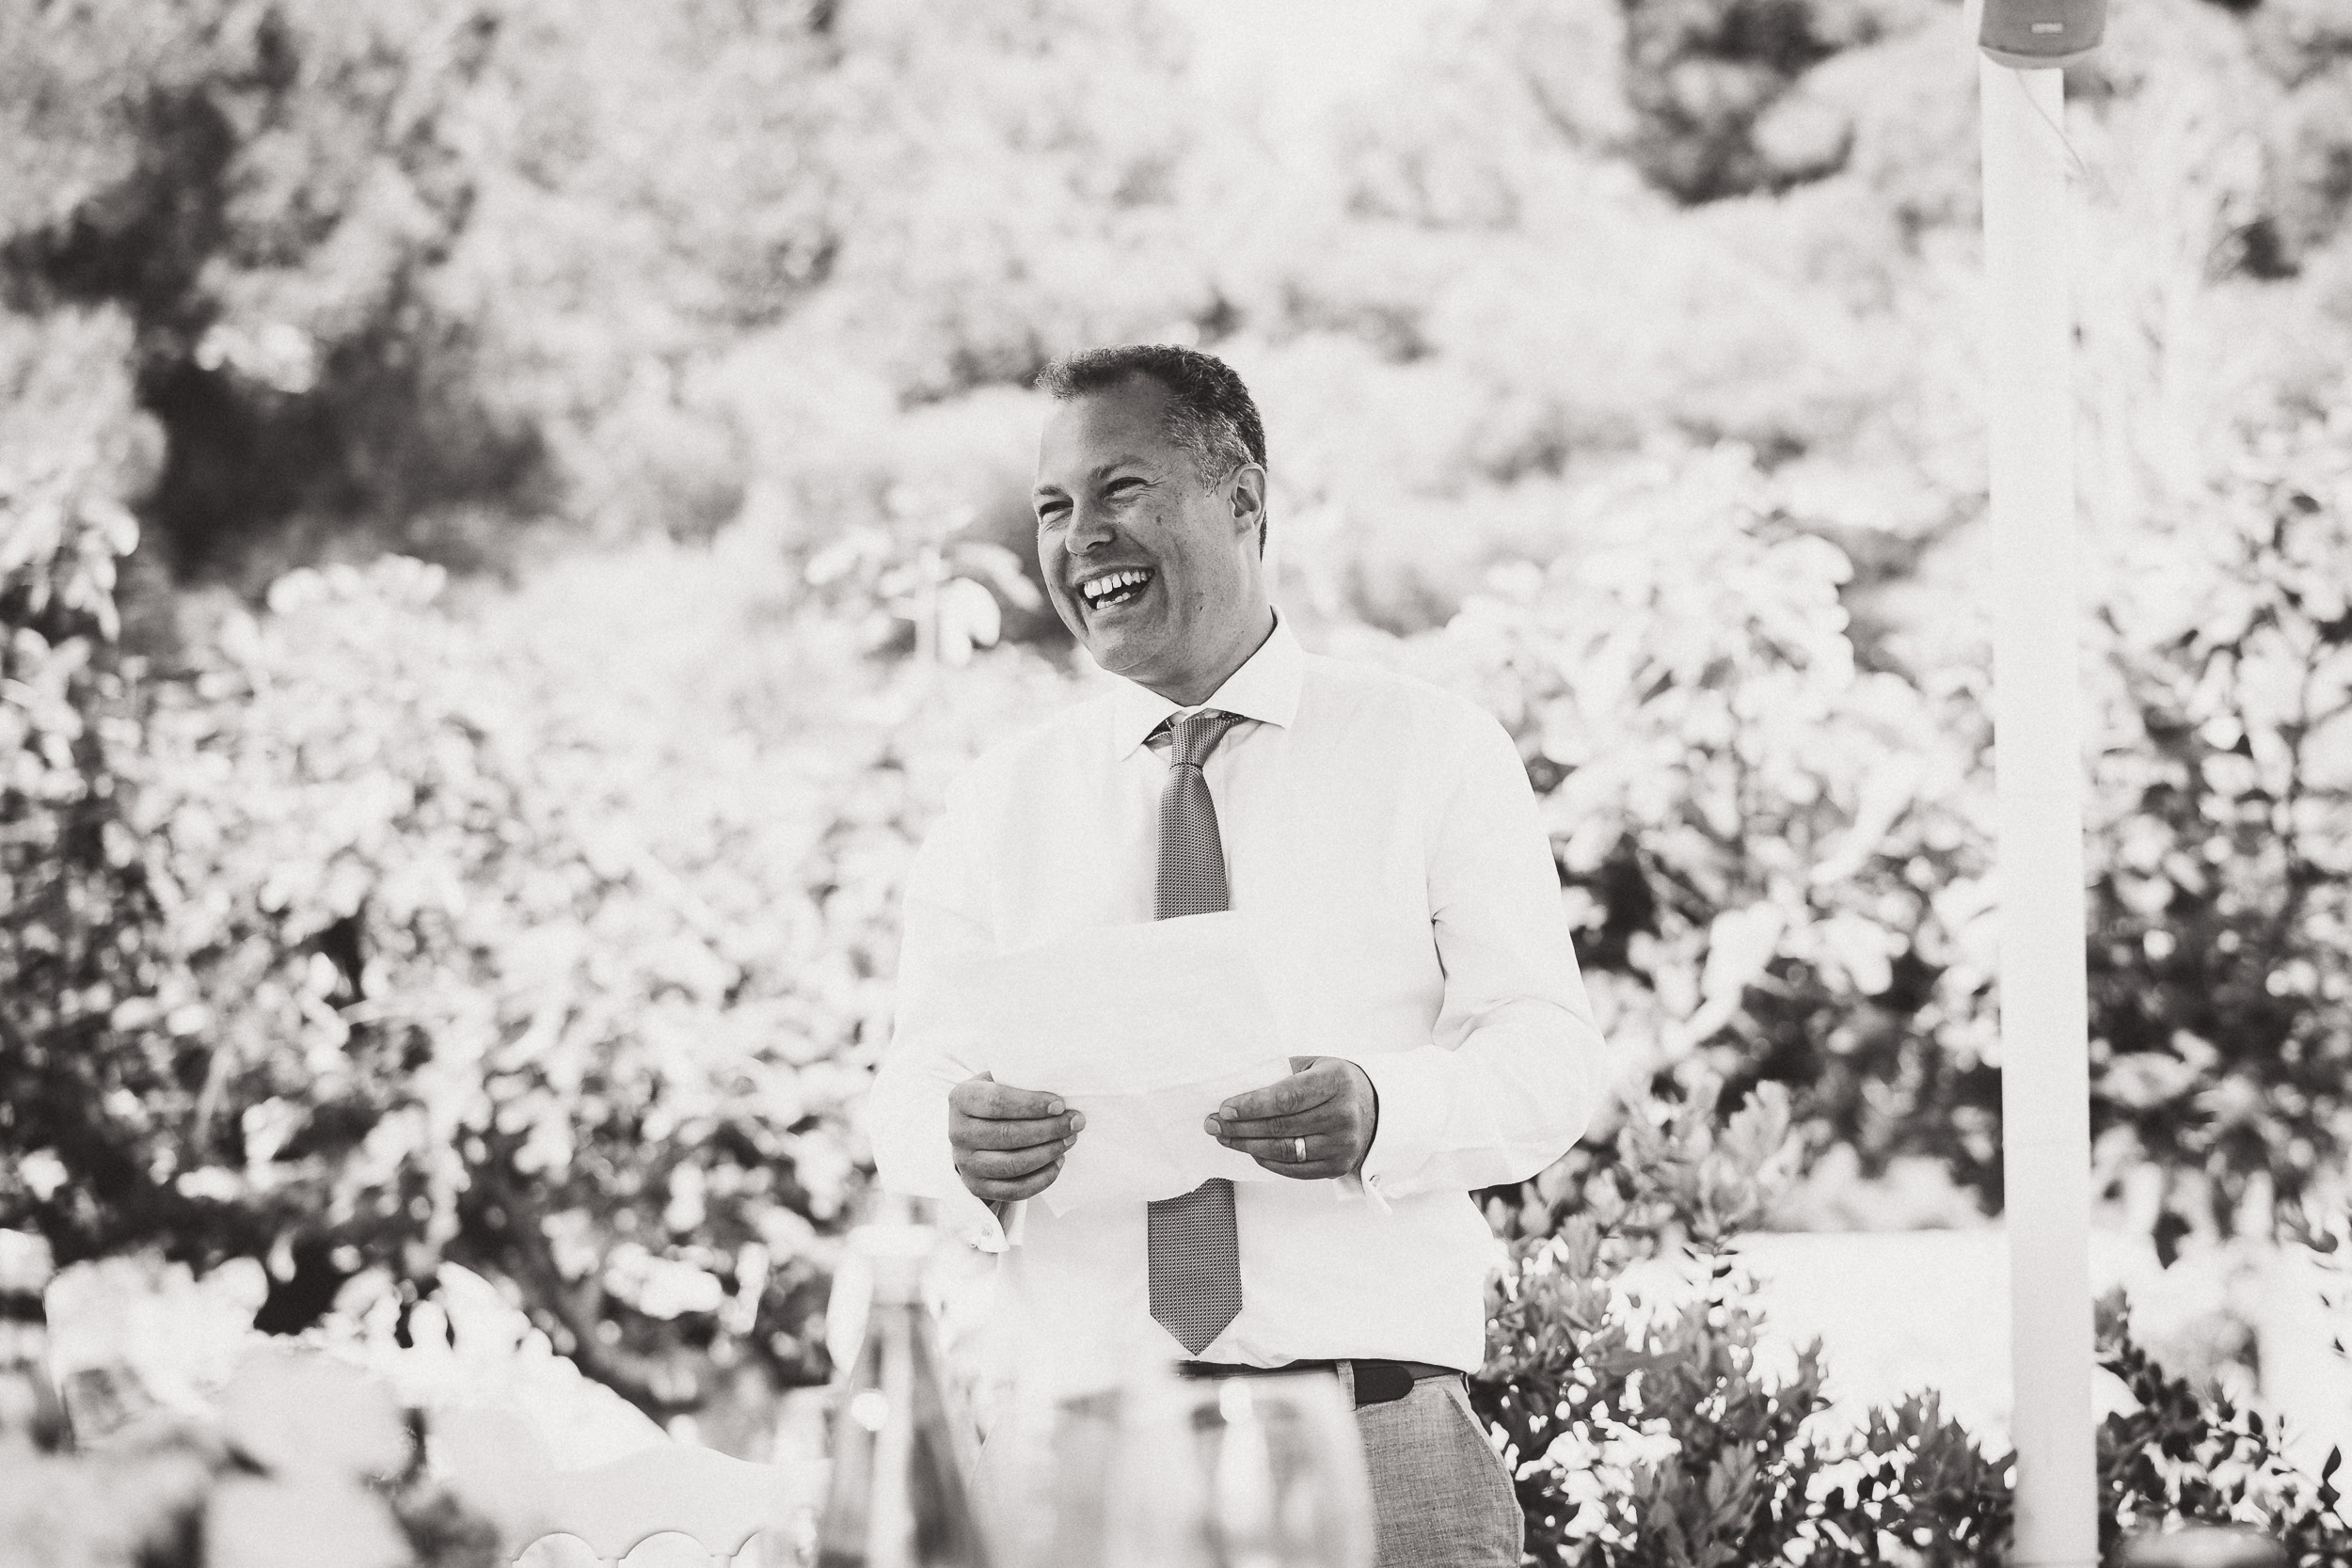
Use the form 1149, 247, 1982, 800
1294, 1135, 1307, 1164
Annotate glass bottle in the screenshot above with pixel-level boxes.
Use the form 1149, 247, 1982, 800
0, 1229, 72, 1452
815, 1201, 990, 1568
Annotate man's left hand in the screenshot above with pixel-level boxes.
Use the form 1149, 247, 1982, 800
1206, 1056, 1378, 1180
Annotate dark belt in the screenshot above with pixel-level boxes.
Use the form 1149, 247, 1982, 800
1174, 1357, 1463, 1409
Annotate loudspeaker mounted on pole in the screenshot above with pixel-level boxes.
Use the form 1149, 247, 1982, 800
1979, 0, 2107, 70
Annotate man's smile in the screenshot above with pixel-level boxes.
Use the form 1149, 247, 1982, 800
1078, 565, 1156, 614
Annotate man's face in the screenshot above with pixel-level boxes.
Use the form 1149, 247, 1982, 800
1033, 375, 1266, 702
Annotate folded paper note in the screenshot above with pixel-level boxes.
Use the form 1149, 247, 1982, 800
898, 911, 1298, 1214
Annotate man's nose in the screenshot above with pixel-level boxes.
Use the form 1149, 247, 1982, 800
1063, 500, 1117, 553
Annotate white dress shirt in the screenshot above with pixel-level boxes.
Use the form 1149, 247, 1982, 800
865, 612, 1604, 1386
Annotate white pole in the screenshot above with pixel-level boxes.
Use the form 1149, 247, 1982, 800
1980, 55, 2098, 1568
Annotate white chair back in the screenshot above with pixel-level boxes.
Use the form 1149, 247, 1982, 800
433, 1405, 810, 1567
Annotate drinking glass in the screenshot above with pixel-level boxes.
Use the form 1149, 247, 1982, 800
1100, 1370, 1375, 1568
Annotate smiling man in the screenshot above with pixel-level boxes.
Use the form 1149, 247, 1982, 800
867, 343, 1605, 1566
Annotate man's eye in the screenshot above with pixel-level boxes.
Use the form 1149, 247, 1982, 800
1036, 504, 1067, 528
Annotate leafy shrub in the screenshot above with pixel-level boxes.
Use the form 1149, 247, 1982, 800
2, 485, 1062, 1423
1391, 394, 2352, 1257
1472, 1076, 2352, 1567
1387, 450, 2002, 1229
1, 306, 183, 1275
1472, 1079, 2012, 1568
2080, 408, 2352, 1255
2096, 1290, 2349, 1568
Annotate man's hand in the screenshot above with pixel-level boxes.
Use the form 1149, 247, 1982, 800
949, 1072, 1084, 1204
1205, 1056, 1378, 1180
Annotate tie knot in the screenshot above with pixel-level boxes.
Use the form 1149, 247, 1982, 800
1162, 709, 1242, 769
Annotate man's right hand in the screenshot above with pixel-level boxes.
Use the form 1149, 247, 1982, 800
948, 1073, 1083, 1203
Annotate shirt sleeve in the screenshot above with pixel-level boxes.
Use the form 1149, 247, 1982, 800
1350, 709, 1606, 1199
862, 775, 1015, 1252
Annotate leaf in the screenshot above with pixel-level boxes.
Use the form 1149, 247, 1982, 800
935, 577, 1002, 664
1698, 904, 1786, 1005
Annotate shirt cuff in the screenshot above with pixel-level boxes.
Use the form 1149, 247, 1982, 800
920, 1182, 1010, 1253
870, 1129, 1010, 1252
1349, 1048, 1452, 1198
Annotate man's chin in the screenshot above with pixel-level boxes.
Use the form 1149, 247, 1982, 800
1081, 631, 1157, 682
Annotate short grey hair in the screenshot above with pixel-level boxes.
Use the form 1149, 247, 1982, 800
1037, 343, 1267, 550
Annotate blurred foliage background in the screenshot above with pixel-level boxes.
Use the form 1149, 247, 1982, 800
5, 0, 2352, 1451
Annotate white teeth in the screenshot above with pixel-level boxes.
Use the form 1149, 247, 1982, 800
1082, 569, 1150, 605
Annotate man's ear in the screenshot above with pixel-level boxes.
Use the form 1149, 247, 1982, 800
1228, 462, 1267, 541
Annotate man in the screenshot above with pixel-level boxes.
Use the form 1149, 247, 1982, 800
866, 343, 1604, 1566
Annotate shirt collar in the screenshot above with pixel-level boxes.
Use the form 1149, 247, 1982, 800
1109, 610, 1304, 761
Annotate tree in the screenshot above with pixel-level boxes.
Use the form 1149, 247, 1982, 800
1614, 0, 1918, 203
0, 0, 548, 583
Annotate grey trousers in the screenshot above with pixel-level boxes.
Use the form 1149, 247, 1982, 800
1345, 1368, 1523, 1568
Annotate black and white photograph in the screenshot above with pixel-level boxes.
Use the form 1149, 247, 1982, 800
3, 1, 2349, 1564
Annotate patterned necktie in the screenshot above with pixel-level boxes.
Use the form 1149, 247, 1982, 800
1147, 710, 1247, 1355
